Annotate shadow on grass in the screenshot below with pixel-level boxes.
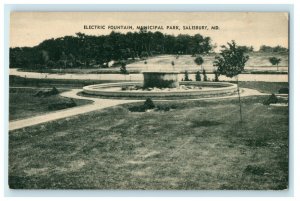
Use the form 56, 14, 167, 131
191, 120, 223, 127
244, 165, 266, 176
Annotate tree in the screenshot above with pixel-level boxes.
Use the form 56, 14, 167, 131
259, 45, 288, 53
120, 61, 128, 80
202, 69, 208, 81
269, 57, 281, 71
171, 61, 175, 70
195, 71, 201, 81
194, 56, 204, 71
9, 31, 213, 70
213, 70, 219, 82
184, 70, 190, 81
213, 40, 249, 122
120, 61, 128, 73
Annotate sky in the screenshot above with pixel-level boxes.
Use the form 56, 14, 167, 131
10, 12, 289, 51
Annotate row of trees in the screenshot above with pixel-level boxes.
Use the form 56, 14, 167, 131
10, 31, 213, 69
259, 45, 288, 53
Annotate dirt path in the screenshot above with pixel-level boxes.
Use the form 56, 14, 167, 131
9, 88, 268, 131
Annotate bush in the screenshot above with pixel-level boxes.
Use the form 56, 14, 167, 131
120, 61, 128, 74
155, 104, 177, 112
50, 87, 59, 95
213, 70, 219, 82
34, 87, 59, 97
195, 71, 201, 81
143, 98, 155, 110
128, 98, 155, 112
263, 93, 278, 105
278, 88, 289, 94
48, 98, 76, 110
184, 71, 192, 81
202, 69, 208, 81
129, 99, 178, 113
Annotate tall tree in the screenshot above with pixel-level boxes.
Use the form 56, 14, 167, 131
9, 31, 213, 69
213, 40, 249, 122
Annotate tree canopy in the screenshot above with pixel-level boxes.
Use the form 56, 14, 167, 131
269, 57, 281, 66
10, 31, 213, 69
194, 56, 204, 66
259, 45, 288, 53
213, 41, 249, 78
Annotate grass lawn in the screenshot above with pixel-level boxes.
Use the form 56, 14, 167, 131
9, 75, 118, 88
9, 95, 288, 189
9, 87, 92, 121
236, 81, 289, 94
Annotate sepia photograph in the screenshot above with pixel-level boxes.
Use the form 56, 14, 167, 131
8, 12, 289, 190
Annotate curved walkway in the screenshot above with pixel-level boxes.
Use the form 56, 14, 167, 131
9, 88, 268, 131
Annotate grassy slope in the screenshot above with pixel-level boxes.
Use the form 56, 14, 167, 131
9, 88, 92, 120
9, 75, 117, 88
128, 52, 288, 67
14, 52, 289, 74
9, 96, 288, 190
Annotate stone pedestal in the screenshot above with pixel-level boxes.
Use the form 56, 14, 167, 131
143, 71, 179, 88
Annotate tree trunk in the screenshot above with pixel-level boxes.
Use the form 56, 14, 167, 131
236, 76, 243, 122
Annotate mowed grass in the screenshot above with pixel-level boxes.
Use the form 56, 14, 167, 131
237, 82, 289, 94
9, 96, 288, 190
9, 88, 92, 120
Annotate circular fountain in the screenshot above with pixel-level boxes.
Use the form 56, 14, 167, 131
83, 81, 237, 98
83, 64, 237, 99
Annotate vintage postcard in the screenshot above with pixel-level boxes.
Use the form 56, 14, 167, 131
9, 12, 289, 190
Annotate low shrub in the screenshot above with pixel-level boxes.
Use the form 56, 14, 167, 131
155, 104, 177, 112
128, 98, 155, 112
34, 87, 59, 97
143, 98, 155, 110
278, 88, 289, 94
263, 93, 278, 105
48, 98, 76, 110
202, 69, 208, 81
195, 71, 201, 81
213, 70, 219, 82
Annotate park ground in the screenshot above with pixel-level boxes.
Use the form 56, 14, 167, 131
9, 87, 92, 121
8, 81, 289, 190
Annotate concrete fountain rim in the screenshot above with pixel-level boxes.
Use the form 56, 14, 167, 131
83, 81, 238, 98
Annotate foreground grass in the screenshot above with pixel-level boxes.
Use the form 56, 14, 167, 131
9, 88, 92, 120
9, 96, 288, 189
